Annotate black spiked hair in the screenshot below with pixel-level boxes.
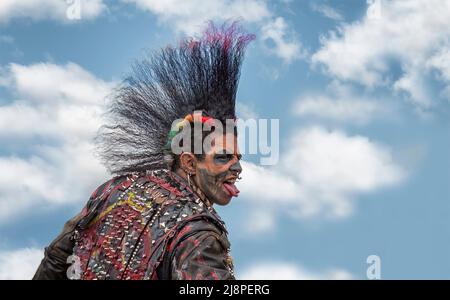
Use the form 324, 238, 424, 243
96, 21, 255, 174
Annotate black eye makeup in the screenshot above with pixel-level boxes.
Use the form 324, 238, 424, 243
214, 154, 232, 162
213, 153, 242, 164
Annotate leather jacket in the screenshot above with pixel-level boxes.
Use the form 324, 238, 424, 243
33, 169, 235, 280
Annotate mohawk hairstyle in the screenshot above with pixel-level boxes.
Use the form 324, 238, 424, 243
96, 21, 255, 175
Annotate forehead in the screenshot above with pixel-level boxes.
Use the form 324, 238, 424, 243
209, 132, 240, 154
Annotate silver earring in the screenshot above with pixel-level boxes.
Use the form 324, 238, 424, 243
187, 171, 191, 186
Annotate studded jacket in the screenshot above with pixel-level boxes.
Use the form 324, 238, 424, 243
33, 169, 235, 280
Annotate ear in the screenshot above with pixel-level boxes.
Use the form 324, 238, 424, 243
179, 152, 197, 175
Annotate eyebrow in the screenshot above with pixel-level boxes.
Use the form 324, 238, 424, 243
215, 153, 242, 160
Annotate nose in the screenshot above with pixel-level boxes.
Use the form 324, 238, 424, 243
229, 159, 242, 176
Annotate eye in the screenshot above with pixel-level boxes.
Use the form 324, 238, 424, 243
214, 153, 242, 163
215, 154, 232, 161
215, 154, 233, 163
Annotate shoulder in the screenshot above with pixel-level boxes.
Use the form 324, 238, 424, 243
167, 214, 230, 255
88, 174, 130, 202
165, 219, 234, 280
77, 174, 130, 229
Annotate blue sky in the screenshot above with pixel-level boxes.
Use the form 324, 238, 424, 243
1, 0, 450, 279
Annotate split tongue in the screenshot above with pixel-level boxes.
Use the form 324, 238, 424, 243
223, 182, 240, 197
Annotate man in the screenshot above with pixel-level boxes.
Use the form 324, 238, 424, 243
33, 21, 254, 280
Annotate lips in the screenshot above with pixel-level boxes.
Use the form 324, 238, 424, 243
223, 177, 240, 197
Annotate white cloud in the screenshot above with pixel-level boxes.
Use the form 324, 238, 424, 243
312, 0, 450, 109
0, 247, 43, 280
243, 209, 276, 234
237, 126, 405, 230
426, 48, 450, 99
3, 62, 111, 106
260, 17, 304, 63
122, 0, 303, 63
0, 0, 106, 23
284, 127, 404, 193
310, 3, 343, 22
0, 35, 13, 44
393, 66, 432, 108
294, 95, 386, 125
239, 261, 354, 280
239, 162, 300, 202
0, 62, 112, 222
122, 0, 270, 35
236, 102, 258, 120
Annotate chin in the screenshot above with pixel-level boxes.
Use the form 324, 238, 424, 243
214, 196, 232, 206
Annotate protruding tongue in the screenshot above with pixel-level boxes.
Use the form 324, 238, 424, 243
223, 182, 240, 197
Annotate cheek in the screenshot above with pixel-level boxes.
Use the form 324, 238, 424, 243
208, 169, 228, 185
211, 165, 233, 185
196, 167, 227, 193
202, 161, 231, 179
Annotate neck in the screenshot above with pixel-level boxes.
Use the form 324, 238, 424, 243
172, 169, 213, 208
